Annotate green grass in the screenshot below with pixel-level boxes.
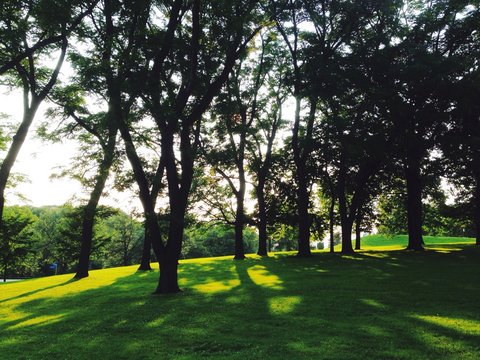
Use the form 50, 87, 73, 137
1, 242, 479, 359
359, 234, 475, 249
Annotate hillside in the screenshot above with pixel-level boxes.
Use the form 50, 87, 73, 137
1, 243, 479, 359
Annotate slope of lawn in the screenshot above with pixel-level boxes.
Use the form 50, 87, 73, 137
1, 244, 479, 360
358, 234, 475, 250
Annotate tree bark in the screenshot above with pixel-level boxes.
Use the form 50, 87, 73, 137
234, 193, 246, 260
355, 208, 362, 250
256, 180, 268, 256
475, 172, 480, 246
0, 101, 40, 231
337, 166, 354, 254
138, 228, 153, 270
329, 195, 335, 253
75, 135, 116, 278
405, 154, 424, 250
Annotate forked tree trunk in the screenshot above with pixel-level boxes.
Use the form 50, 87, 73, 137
405, 155, 424, 251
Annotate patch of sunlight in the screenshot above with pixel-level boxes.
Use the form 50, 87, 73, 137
192, 279, 240, 294
146, 317, 166, 328
360, 324, 388, 337
225, 294, 249, 304
8, 314, 64, 329
268, 296, 302, 315
360, 298, 388, 309
364, 245, 404, 251
361, 252, 390, 258
247, 265, 283, 290
425, 246, 460, 253
412, 314, 480, 336
287, 340, 316, 353
341, 255, 364, 261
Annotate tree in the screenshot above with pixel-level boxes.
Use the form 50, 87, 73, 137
0, 206, 37, 281
0, 0, 97, 234
121, 0, 273, 293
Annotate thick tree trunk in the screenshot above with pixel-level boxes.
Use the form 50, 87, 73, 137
154, 196, 185, 294
256, 182, 268, 256
405, 155, 424, 251
75, 143, 115, 278
329, 195, 335, 253
156, 252, 180, 294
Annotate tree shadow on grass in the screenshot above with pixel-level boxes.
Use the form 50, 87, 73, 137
0, 278, 78, 305
0, 246, 478, 359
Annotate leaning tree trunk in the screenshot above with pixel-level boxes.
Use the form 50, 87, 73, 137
405, 154, 424, 251
75, 144, 115, 278
0, 101, 40, 231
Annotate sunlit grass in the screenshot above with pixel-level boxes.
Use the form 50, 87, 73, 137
0, 241, 479, 359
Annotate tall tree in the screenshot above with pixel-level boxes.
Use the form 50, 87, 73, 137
0, 0, 95, 235
117, 0, 272, 293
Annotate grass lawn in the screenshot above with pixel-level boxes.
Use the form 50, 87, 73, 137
1, 239, 479, 359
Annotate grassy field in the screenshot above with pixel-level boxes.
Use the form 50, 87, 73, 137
1, 239, 479, 359
359, 234, 475, 249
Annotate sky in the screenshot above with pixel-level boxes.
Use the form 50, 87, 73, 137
0, 89, 140, 212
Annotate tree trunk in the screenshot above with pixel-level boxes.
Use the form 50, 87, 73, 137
355, 210, 361, 250
256, 181, 268, 256
296, 172, 312, 257
329, 195, 335, 253
475, 172, 480, 246
0, 102, 40, 231
154, 196, 185, 294
405, 155, 424, 251
337, 169, 354, 254
138, 227, 153, 270
75, 141, 116, 279
234, 194, 246, 260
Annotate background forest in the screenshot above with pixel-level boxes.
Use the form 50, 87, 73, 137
0, 0, 479, 292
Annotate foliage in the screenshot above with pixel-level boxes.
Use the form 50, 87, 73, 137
0, 206, 37, 279
182, 224, 257, 259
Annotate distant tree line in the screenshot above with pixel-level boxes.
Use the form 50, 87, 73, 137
1, 0, 478, 293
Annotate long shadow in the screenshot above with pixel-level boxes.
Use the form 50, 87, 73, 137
0, 278, 78, 305
0, 246, 478, 359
